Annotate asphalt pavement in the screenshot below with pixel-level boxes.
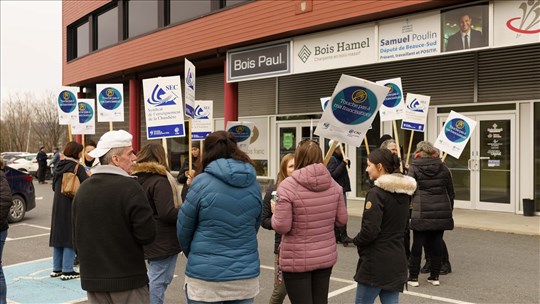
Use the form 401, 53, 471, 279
3, 181, 540, 304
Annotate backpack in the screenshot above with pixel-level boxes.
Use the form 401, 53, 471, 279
61, 163, 80, 198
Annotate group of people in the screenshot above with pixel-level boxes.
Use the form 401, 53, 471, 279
36, 127, 455, 304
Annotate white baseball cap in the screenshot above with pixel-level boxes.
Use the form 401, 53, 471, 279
88, 130, 133, 158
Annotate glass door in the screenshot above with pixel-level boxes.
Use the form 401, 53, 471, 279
277, 121, 321, 163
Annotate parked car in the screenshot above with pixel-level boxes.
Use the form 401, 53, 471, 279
1, 152, 25, 165
3, 165, 36, 223
8, 153, 53, 178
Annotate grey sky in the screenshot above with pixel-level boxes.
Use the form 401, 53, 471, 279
1, 0, 61, 100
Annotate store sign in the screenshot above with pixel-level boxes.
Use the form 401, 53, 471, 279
378, 12, 441, 62
493, 0, 540, 47
293, 24, 376, 74
227, 42, 291, 82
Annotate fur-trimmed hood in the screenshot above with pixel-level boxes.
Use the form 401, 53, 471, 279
374, 173, 416, 196
131, 162, 168, 176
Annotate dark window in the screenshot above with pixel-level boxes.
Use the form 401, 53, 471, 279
170, 0, 214, 24
535, 103, 540, 211
77, 22, 90, 57
128, 0, 158, 38
97, 6, 118, 49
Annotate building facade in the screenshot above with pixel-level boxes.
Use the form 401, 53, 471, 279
62, 0, 540, 214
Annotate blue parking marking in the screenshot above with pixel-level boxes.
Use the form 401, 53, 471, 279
5, 257, 87, 303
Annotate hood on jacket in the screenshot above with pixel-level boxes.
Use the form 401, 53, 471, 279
205, 158, 256, 188
131, 162, 168, 176
412, 157, 444, 178
53, 158, 79, 174
374, 173, 417, 196
291, 163, 333, 192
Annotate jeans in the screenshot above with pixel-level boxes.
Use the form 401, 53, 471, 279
282, 267, 332, 304
52, 247, 76, 272
355, 283, 399, 304
0, 230, 7, 304
147, 254, 178, 304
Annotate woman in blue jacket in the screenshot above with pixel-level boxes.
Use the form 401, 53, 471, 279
177, 131, 263, 304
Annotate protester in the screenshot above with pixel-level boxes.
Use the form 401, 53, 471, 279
261, 153, 294, 304
51, 147, 61, 168
353, 149, 416, 304
132, 142, 181, 304
177, 141, 200, 201
82, 140, 100, 174
0, 159, 13, 304
73, 130, 156, 303
407, 141, 455, 287
326, 141, 353, 246
37, 146, 48, 184
177, 131, 262, 304
49, 141, 89, 281
272, 139, 347, 304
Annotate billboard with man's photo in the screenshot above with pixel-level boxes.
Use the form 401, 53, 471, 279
441, 2, 489, 52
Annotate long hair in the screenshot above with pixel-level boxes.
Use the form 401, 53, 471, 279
294, 140, 323, 170
276, 153, 294, 187
196, 130, 254, 175
368, 148, 401, 175
136, 142, 169, 170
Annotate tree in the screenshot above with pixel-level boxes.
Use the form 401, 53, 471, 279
0, 92, 34, 152
32, 93, 67, 151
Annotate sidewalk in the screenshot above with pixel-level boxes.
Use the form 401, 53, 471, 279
347, 199, 540, 236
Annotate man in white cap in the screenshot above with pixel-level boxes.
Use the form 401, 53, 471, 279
72, 130, 156, 303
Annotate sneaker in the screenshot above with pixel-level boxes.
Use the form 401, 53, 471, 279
50, 271, 62, 278
427, 277, 440, 286
407, 277, 419, 287
60, 271, 80, 281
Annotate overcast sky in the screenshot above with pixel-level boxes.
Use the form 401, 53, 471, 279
1, 1, 62, 100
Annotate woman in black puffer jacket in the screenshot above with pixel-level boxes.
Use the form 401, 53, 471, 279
407, 141, 455, 288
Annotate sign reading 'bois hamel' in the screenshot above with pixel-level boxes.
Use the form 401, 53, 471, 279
227, 42, 291, 82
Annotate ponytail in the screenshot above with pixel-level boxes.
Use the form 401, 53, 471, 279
368, 149, 402, 175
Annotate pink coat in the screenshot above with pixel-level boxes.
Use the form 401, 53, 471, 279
272, 163, 348, 273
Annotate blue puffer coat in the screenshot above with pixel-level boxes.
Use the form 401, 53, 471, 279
177, 158, 262, 282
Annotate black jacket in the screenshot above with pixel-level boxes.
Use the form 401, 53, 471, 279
353, 173, 416, 292
49, 158, 89, 248
261, 183, 281, 254
0, 171, 12, 232
327, 153, 351, 193
37, 150, 48, 166
72, 166, 156, 292
132, 162, 181, 260
446, 28, 485, 51
408, 157, 455, 231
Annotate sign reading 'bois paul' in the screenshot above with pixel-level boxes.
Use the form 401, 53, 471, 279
227, 42, 291, 82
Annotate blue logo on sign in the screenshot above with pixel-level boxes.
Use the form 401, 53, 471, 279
194, 105, 210, 119
98, 87, 122, 110
186, 68, 195, 90
78, 102, 93, 123
228, 125, 251, 143
382, 83, 402, 108
444, 118, 470, 143
331, 86, 377, 125
147, 84, 177, 106
407, 98, 424, 113
58, 90, 77, 113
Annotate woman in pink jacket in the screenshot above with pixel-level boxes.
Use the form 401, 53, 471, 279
272, 140, 348, 304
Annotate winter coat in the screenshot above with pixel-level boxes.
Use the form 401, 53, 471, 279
177, 158, 262, 282
49, 158, 89, 248
272, 163, 348, 273
261, 183, 281, 254
408, 157, 455, 231
132, 162, 181, 260
353, 173, 416, 292
37, 150, 48, 166
327, 152, 351, 192
0, 171, 12, 232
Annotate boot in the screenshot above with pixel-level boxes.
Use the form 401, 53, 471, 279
428, 256, 442, 286
407, 256, 421, 287
440, 260, 452, 275
420, 256, 431, 273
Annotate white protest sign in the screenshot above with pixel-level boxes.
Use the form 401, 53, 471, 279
71, 99, 95, 135
314, 74, 389, 147
376, 78, 405, 121
226, 121, 255, 152
320, 97, 330, 110
96, 84, 124, 122
401, 93, 430, 132
192, 100, 213, 140
185, 59, 196, 117
142, 76, 185, 140
57, 87, 78, 125
434, 111, 477, 159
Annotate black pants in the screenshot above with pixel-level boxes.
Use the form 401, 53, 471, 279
37, 164, 47, 182
410, 230, 444, 277
282, 267, 333, 304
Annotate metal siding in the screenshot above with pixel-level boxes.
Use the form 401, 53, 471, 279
238, 78, 276, 116
197, 73, 225, 118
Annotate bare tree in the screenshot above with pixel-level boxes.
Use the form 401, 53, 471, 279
32, 92, 67, 150
0, 92, 34, 152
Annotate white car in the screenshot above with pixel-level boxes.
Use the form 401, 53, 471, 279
9, 153, 53, 177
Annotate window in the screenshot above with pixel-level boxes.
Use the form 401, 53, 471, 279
170, 0, 214, 25
97, 6, 118, 49
534, 103, 540, 211
128, 0, 158, 38
76, 22, 90, 57
225, 0, 249, 7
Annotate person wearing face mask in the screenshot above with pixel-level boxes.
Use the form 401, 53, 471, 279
353, 149, 416, 304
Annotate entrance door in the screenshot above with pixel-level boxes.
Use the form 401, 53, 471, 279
439, 113, 515, 212
277, 121, 321, 162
